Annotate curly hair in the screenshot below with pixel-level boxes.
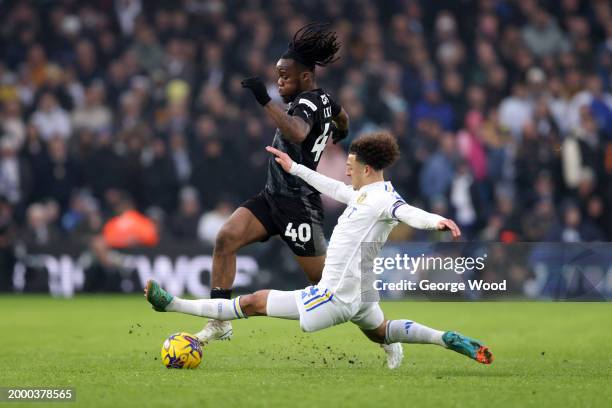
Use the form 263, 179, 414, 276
349, 132, 400, 170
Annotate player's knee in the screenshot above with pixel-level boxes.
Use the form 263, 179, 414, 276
214, 225, 241, 255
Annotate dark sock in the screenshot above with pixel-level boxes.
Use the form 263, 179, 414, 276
210, 287, 232, 299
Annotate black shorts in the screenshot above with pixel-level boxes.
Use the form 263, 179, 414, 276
240, 190, 327, 257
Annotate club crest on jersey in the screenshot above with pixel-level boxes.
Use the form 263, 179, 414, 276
357, 192, 367, 204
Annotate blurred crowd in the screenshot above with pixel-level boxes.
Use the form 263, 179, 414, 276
1, 0, 611, 258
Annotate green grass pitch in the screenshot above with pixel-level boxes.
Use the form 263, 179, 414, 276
1, 295, 610, 407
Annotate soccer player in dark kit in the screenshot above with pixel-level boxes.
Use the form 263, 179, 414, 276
197, 23, 350, 342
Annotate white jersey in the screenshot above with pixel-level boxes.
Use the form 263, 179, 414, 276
290, 163, 445, 303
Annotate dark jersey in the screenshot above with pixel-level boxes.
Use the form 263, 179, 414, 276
264, 89, 341, 197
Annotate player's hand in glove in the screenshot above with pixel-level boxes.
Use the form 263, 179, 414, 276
331, 121, 348, 144
241, 76, 271, 106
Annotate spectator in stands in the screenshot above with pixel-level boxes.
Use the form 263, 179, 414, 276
1, 100, 26, 150
499, 82, 533, 139
521, 7, 569, 57
0, 196, 16, 291
419, 132, 456, 204
30, 93, 71, 141
546, 200, 603, 242
102, 191, 158, 248
38, 137, 80, 211
71, 82, 113, 134
412, 81, 455, 131
21, 202, 61, 246
169, 186, 202, 240
198, 200, 233, 246
0, 136, 31, 213
142, 137, 179, 213
61, 190, 102, 240
449, 161, 481, 240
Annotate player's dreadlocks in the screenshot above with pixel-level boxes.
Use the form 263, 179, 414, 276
282, 22, 341, 70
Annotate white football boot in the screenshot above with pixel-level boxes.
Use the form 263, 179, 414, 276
195, 319, 233, 344
381, 343, 404, 369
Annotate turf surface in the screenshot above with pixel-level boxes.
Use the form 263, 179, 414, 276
1, 295, 610, 407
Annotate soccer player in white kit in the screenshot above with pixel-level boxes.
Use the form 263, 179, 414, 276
146, 132, 493, 367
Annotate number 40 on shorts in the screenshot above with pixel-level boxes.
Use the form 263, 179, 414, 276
285, 222, 312, 243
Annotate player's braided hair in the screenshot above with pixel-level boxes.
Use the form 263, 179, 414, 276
349, 132, 400, 171
283, 22, 341, 70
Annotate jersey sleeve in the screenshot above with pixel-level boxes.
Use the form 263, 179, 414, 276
289, 163, 357, 204
383, 196, 445, 230
329, 95, 341, 117
291, 93, 320, 128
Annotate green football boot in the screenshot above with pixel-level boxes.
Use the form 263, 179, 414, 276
442, 331, 493, 364
145, 280, 174, 312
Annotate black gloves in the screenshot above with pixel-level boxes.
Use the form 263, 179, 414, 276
241, 76, 271, 106
331, 121, 348, 144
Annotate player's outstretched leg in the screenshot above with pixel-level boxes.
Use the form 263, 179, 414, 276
384, 320, 493, 365
145, 279, 249, 323
145, 281, 300, 344
197, 207, 269, 343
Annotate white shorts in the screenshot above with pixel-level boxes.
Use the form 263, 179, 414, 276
290, 286, 385, 333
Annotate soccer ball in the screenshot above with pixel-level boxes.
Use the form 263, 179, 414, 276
160, 332, 203, 369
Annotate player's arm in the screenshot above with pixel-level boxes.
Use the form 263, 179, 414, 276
266, 146, 356, 204
391, 201, 461, 239
264, 102, 310, 143
241, 77, 310, 143
331, 106, 349, 144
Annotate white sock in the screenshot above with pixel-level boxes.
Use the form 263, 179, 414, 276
166, 297, 247, 320
385, 320, 445, 346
